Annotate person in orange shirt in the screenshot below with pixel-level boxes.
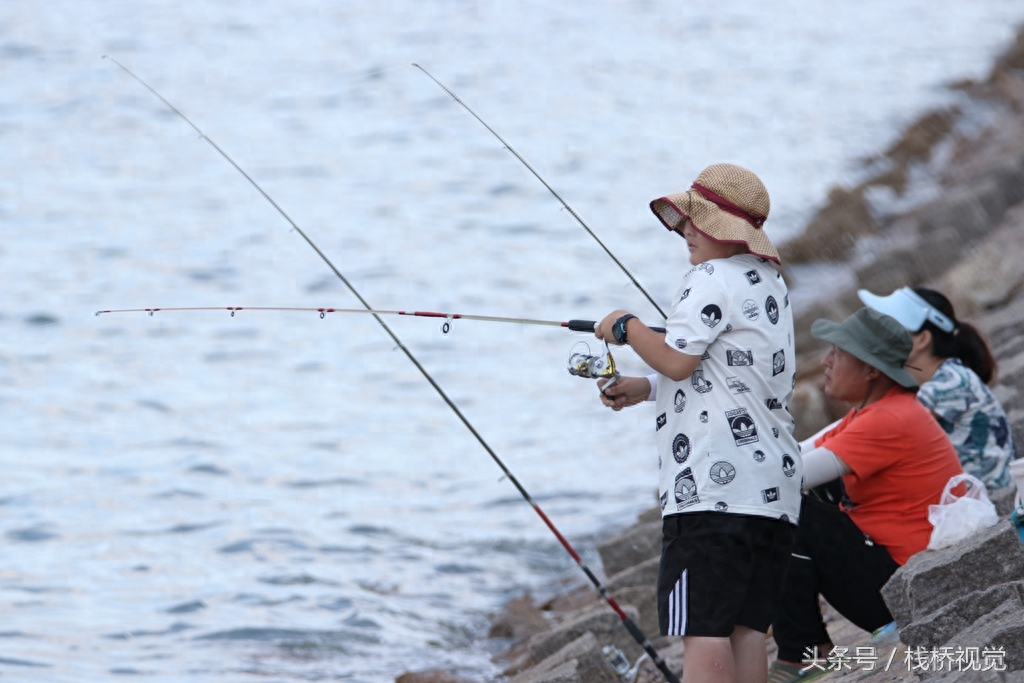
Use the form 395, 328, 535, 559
767, 308, 963, 683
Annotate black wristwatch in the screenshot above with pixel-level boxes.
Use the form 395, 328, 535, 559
612, 314, 637, 344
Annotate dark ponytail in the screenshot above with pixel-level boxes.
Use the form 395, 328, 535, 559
914, 288, 997, 384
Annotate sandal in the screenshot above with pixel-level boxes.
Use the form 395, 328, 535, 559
766, 660, 829, 683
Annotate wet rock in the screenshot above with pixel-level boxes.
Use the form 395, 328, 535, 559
605, 555, 659, 595
790, 381, 831, 442
395, 671, 475, 683
937, 204, 1024, 312
881, 521, 1024, 627
898, 580, 1024, 650
523, 603, 644, 669
915, 179, 1006, 246
488, 593, 551, 641
595, 519, 660, 578
605, 556, 660, 637
883, 108, 959, 169
991, 26, 1024, 81
780, 187, 878, 264
935, 600, 1024, 673
510, 659, 581, 683
507, 632, 619, 683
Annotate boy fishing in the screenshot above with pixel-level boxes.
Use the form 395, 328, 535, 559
596, 163, 800, 683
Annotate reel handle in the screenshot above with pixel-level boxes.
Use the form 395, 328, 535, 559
566, 320, 666, 334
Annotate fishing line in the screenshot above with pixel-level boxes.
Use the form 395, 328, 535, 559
414, 63, 668, 322
105, 57, 680, 683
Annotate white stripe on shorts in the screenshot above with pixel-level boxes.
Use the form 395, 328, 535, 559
667, 568, 688, 636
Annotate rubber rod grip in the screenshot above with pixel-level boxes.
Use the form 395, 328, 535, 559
566, 319, 667, 334
566, 319, 598, 332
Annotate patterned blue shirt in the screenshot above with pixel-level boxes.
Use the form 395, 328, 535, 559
916, 358, 1016, 489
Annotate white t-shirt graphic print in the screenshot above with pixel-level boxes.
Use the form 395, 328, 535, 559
654, 254, 801, 524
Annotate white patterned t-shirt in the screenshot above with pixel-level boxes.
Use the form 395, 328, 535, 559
654, 253, 801, 524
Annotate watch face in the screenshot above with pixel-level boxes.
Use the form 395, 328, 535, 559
614, 318, 629, 343
613, 315, 635, 343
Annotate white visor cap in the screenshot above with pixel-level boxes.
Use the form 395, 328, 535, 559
857, 287, 955, 334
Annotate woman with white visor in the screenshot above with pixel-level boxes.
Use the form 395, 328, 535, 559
858, 286, 1016, 490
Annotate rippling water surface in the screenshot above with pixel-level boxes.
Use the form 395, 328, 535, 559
2, 2, 1022, 680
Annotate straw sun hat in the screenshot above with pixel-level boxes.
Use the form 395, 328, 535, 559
649, 163, 780, 263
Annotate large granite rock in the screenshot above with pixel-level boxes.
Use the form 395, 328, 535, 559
508, 632, 620, 683
596, 519, 661, 578
605, 556, 660, 638
898, 580, 1024, 650
881, 521, 1024, 627
522, 603, 645, 668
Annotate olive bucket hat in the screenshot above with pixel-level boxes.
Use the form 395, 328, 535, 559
811, 307, 918, 388
649, 162, 780, 264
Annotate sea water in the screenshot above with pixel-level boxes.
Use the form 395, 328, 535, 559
2, 2, 1021, 680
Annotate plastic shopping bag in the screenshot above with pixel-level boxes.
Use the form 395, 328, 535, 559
926, 473, 999, 551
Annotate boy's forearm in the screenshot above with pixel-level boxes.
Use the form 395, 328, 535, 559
626, 322, 701, 381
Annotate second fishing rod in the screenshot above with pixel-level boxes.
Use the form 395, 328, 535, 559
415, 64, 667, 323
105, 57, 680, 683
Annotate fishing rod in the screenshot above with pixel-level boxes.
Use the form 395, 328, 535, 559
95, 306, 663, 393
414, 63, 668, 322
95, 305, 665, 391
97, 305, 594, 331
94, 305, 666, 334
105, 57, 680, 683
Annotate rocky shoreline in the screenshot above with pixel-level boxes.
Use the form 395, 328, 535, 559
398, 25, 1024, 683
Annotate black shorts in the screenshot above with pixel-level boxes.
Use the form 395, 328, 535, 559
658, 512, 796, 637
